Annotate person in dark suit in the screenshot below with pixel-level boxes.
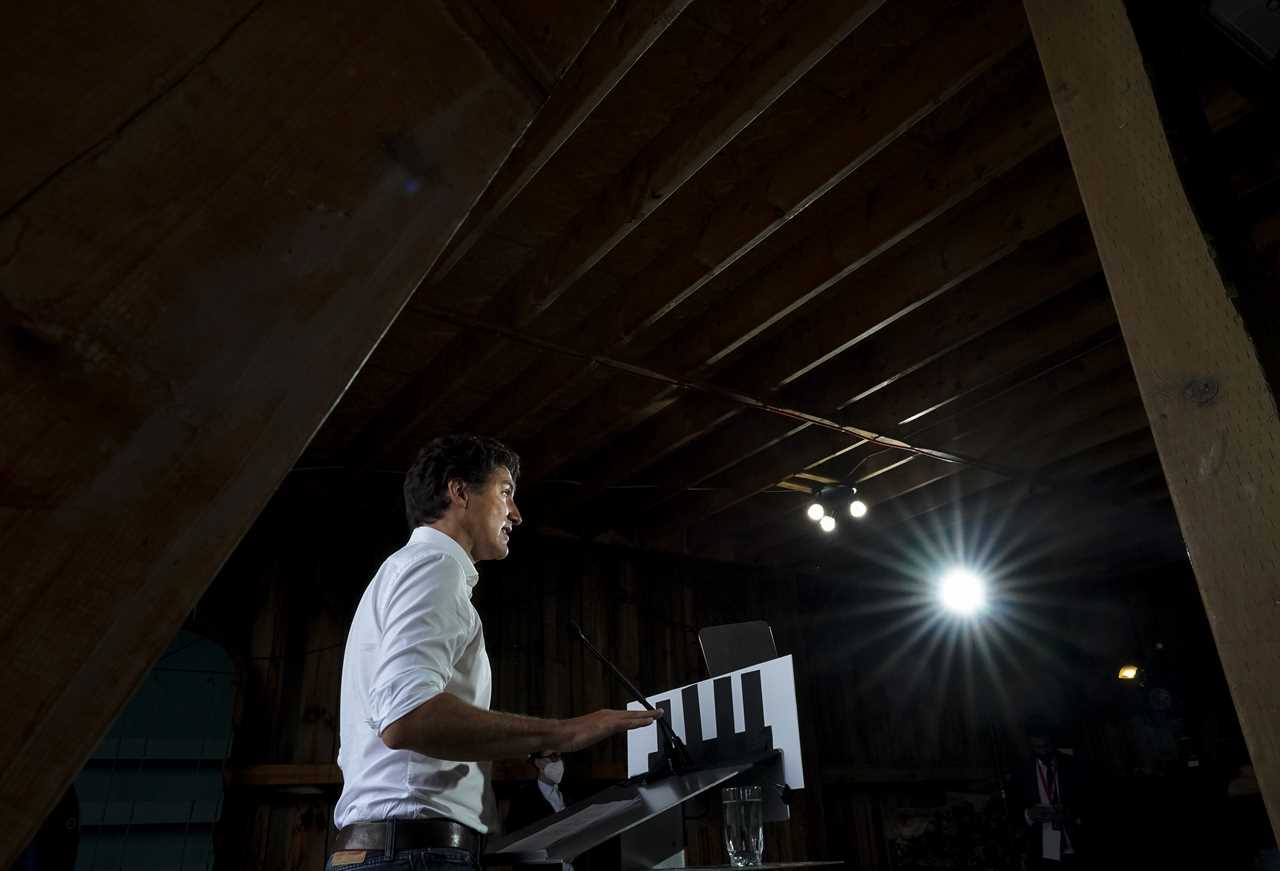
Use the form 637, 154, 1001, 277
505, 753, 569, 836
1019, 722, 1088, 868
504, 753, 578, 871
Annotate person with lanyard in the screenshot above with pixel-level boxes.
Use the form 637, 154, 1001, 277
330, 435, 660, 871
1021, 721, 1087, 868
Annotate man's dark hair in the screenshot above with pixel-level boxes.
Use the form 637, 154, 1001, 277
403, 434, 520, 528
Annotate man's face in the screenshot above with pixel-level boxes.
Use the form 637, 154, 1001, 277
461, 466, 521, 561
1030, 735, 1055, 762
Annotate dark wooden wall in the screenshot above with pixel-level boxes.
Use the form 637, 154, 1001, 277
193, 472, 1258, 869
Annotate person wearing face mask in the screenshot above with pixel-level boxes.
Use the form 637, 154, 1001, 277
505, 753, 570, 834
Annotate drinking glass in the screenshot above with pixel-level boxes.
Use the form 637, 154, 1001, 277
721, 785, 764, 867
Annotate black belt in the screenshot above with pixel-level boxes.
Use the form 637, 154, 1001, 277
333, 818, 484, 858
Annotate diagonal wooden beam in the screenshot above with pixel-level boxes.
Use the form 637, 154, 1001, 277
349, 0, 891, 466
429, 0, 695, 281
1025, 0, 1280, 837
0, 1, 538, 860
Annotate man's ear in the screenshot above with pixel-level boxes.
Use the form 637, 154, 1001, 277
447, 478, 469, 508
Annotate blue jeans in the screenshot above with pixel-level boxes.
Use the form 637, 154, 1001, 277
325, 846, 478, 871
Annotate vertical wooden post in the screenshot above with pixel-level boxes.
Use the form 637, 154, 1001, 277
1024, 0, 1280, 839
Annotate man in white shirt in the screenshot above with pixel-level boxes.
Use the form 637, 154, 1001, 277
332, 435, 659, 870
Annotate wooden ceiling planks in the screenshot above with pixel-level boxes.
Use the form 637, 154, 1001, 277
347, 0, 892, 470
286, 0, 1276, 584
432, 0, 681, 259
556, 152, 1094, 531
509, 1, 1035, 484
604, 86, 1274, 537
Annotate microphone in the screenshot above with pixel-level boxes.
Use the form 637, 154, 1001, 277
567, 620, 694, 775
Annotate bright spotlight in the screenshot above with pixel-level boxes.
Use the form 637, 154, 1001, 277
939, 567, 986, 615
807, 502, 826, 522
819, 515, 836, 533
848, 499, 868, 519
1118, 665, 1139, 680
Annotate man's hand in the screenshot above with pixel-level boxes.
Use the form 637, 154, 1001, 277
1026, 806, 1055, 824
551, 708, 662, 753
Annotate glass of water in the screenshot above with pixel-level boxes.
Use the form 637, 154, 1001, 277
721, 785, 764, 867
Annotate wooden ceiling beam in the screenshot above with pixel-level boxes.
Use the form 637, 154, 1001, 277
528, 133, 1078, 495
858, 390, 1148, 509
556, 214, 1101, 521
459, 8, 1039, 447
732, 380, 1147, 560
0, 2, 538, 858
605, 1, 1036, 352
728, 342, 1137, 555
428, 0, 695, 281
848, 337, 1133, 479
875, 428, 1159, 538
616, 224, 1103, 504
351, 0, 890, 466
624, 271, 1117, 534
759, 430, 1173, 571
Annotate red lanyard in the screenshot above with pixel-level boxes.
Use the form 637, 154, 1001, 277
1037, 760, 1058, 804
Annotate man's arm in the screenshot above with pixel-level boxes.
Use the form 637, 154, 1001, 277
381, 691, 659, 760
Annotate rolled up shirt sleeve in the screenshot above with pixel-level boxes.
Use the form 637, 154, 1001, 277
368, 553, 472, 735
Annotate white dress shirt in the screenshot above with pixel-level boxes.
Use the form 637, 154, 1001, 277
536, 779, 566, 814
1031, 758, 1073, 861
335, 526, 495, 832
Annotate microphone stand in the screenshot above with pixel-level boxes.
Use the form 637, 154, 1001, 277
568, 620, 695, 778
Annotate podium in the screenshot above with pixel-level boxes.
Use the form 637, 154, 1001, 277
484, 654, 803, 868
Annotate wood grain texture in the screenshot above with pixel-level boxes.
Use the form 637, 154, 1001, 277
1024, 0, 1280, 839
0, 1, 536, 860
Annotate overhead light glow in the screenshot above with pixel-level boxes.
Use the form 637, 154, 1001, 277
819, 515, 837, 533
939, 567, 986, 616
849, 499, 868, 519
1118, 665, 1139, 680
807, 502, 826, 522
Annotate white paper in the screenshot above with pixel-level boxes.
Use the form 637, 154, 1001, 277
625, 654, 804, 789
500, 797, 642, 852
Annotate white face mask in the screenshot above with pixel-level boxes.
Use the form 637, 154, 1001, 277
541, 759, 565, 785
